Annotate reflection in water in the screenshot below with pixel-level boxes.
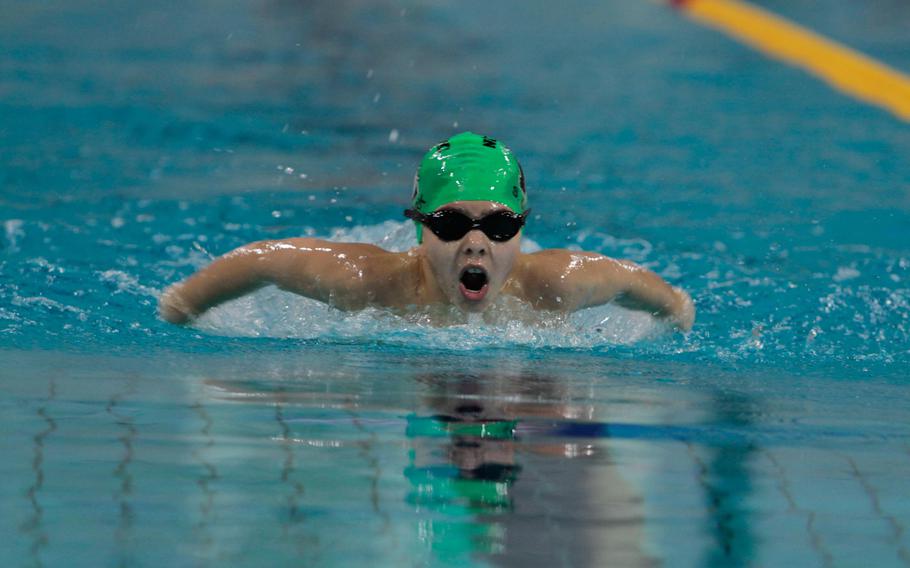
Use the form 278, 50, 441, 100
190, 399, 218, 552
20, 379, 57, 568
692, 392, 758, 568
274, 395, 324, 558
203, 367, 653, 566
199, 365, 812, 566
106, 378, 138, 563
275, 398, 307, 527
406, 372, 653, 567
348, 408, 391, 528
5, 350, 908, 566
844, 456, 910, 564
405, 376, 523, 560
764, 450, 834, 566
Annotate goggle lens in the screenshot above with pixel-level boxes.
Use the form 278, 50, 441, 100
405, 209, 529, 242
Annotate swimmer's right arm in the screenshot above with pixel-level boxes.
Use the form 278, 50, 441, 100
158, 238, 391, 324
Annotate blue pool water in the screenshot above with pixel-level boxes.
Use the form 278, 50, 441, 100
2, 0, 910, 566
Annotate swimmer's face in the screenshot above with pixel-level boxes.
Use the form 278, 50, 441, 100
420, 201, 522, 312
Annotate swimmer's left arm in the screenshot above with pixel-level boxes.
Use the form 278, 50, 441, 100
523, 251, 695, 331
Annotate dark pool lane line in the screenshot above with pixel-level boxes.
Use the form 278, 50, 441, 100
518, 419, 906, 447
285, 415, 906, 446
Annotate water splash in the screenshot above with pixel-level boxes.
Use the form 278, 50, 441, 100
3, 219, 25, 252
2, 207, 907, 371
193, 286, 665, 350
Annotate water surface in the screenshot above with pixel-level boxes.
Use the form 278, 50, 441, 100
2, 0, 909, 566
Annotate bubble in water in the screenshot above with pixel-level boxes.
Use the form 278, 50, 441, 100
3, 219, 24, 251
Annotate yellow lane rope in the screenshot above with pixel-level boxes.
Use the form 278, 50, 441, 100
673, 0, 910, 121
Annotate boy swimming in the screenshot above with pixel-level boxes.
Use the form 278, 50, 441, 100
159, 132, 695, 330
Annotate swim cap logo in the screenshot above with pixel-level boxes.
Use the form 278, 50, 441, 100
482, 136, 497, 148
411, 173, 426, 209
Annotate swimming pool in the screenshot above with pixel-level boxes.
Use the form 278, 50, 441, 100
2, 0, 909, 565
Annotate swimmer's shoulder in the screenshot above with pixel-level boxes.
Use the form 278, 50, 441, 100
510, 250, 583, 309
255, 237, 405, 264
515, 249, 606, 276
230, 237, 411, 279
277, 237, 395, 257
510, 249, 621, 310
262, 237, 419, 308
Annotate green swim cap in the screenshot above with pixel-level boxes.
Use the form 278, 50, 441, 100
411, 132, 527, 242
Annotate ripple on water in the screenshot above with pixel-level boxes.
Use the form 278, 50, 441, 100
1, 215, 907, 372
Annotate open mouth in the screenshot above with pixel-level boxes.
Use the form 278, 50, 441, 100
459, 266, 489, 302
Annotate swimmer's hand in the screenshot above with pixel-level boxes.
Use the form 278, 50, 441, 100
616, 281, 695, 332
668, 286, 695, 332
155, 241, 272, 324
158, 284, 197, 325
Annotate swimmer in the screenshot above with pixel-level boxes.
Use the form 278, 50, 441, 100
159, 132, 695, 330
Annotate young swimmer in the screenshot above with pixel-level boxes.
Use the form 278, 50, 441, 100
159, 132, 695, 330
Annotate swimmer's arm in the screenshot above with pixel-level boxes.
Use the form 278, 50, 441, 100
523, 251, 695, 331
158, 238, 391, 324
158, 242, 271, 324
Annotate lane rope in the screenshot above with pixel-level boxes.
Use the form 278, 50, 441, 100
672, 0, 910, 121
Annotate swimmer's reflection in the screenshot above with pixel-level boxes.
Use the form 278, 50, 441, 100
200, 369, 651, 566
405, 400, 522, 514
404, 372, 601, 562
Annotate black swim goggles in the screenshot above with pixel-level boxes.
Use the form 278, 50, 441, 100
404, 208, 531, 242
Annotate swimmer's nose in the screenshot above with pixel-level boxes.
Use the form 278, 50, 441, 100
464, 244, 486, 256
461, 231, 487, 256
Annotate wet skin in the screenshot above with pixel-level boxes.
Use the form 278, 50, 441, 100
158, 200, 695, 330
420, 201, 522, 313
